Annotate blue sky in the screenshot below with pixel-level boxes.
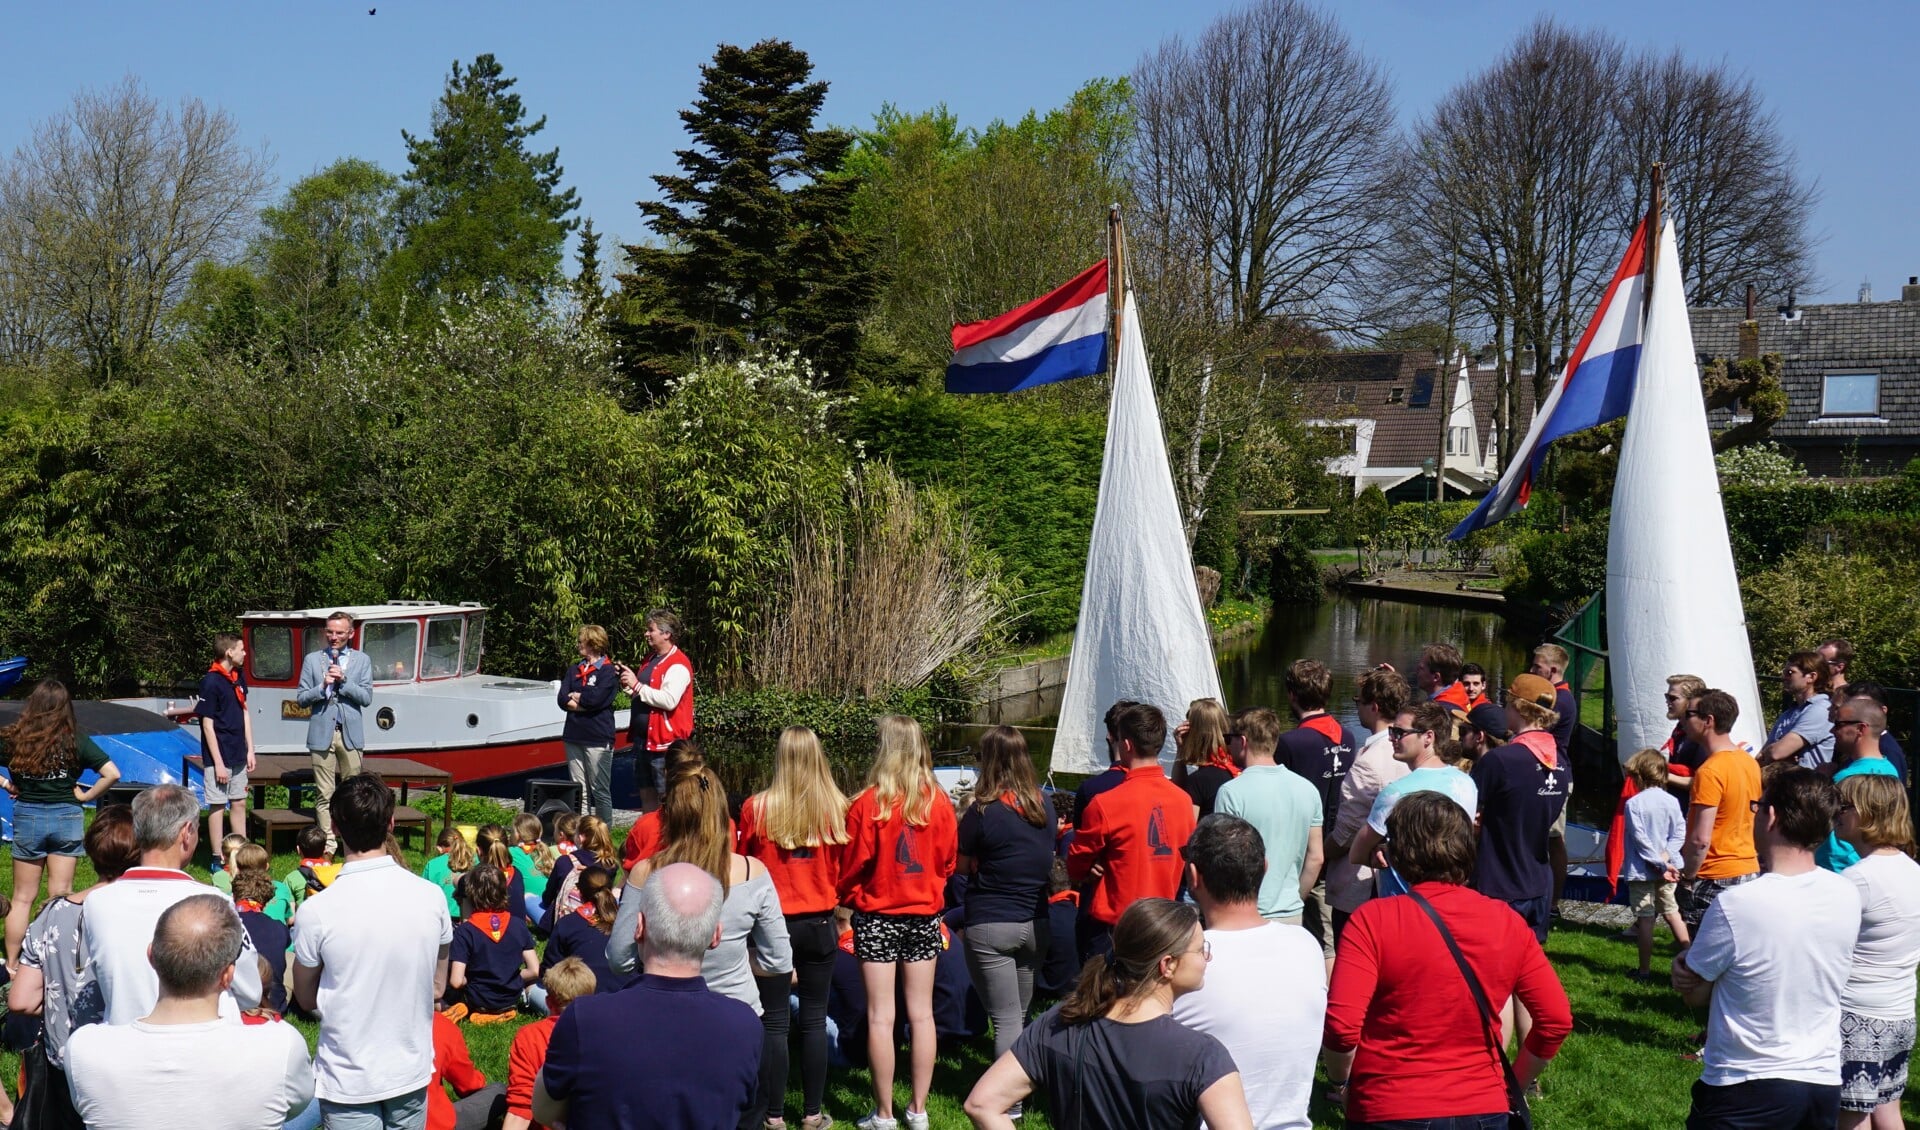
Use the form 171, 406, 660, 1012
4, 0, 1912, 303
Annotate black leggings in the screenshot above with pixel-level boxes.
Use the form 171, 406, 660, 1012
756, 911, 837, 1121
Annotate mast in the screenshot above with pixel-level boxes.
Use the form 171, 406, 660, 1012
1642, 163, 1664, 309
1107, 203, 1126, 379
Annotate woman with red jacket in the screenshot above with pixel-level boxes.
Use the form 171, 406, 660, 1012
837, 715, 957, 1130
1324, 790, 1572, 1129
738, 726, 849, 1130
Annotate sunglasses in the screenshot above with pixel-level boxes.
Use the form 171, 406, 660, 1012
1686, 710, 1713, 720
1387, 725, 1428, 741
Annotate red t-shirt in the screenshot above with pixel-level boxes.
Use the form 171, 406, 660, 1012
1065, 766, 1196, 926
737, 794, 844, 916
505, 1015, 557, 1129
1325, 882, 1571, 1123
428, 1011, 490, 1130
837, 785, 957, 916
1432, 682, 1472, 710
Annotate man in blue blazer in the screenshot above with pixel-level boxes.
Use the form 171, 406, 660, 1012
295, 611, 375, 846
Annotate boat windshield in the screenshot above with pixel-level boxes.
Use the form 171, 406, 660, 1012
462, 613, 485, 675
423, 617, 463, 678
362, 620, 419, 683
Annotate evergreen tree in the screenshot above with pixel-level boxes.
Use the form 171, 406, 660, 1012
613, 39, 875, 395
573, 217, 605, 321
387, 54, 578, 311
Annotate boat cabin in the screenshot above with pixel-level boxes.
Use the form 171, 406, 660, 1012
241, 602, 487, 689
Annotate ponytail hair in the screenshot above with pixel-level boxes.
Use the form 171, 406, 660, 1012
1058, 897, 1199, 1025
475, 823, 514, 874
577, 866, 619, 933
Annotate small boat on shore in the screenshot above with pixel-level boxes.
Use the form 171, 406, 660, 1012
114, 601, 617, 786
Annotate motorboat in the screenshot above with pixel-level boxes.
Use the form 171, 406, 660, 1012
114, 601, 620, 785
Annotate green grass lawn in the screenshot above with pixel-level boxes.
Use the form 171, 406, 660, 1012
4, 833, 1911, 1129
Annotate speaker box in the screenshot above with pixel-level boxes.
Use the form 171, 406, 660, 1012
524, 778, 583, 839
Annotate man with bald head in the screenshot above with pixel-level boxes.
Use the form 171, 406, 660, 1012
535, 863, 762, 1130
68, 895, 314, 1129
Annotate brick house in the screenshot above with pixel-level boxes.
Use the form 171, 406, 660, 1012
1690, 280, 1920, 476
1295, 350, 1536, 500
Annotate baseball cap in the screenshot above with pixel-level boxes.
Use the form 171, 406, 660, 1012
1466, 703, 1512, 741
1508, 673, 1558, 710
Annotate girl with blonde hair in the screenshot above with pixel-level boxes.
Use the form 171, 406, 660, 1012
612, 764, 792, 1128
739, 726, 850, 1130
1834, 774, 1920, 1130
1173, 698, 1235, 818
837, 715, 958, 1130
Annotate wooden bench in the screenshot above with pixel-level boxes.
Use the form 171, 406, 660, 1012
393, 805, 432, 849
250, 808, 316, 855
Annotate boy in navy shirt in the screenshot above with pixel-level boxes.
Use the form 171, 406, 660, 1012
196, 632, 255, 852
232, 869, 292, 1013
445, 864, 537, 1025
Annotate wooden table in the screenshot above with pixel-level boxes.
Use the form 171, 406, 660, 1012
243, 754, 456, 828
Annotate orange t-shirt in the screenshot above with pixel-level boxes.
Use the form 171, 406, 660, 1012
1691, 747, 1761, 880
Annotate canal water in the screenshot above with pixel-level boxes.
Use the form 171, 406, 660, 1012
696, 595, 1615, 819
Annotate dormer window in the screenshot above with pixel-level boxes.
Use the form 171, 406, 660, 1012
1386, 386, 1405, 404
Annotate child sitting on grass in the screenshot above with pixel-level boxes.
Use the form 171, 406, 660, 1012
531, 866, 628, 1011
1622, 748, 1691, 979
231, 842, 294, 924
504, 956, 597, 1130
424, 826, 477, 921
445, 863, 537, 1025
232, 868, 291, 1013
209, 833, 248, 888
429, 1006, 499, 1129
552, 812, 580, 856
286, 825, 341, 906
512, 812, 551, 913
458, 824, 527, 920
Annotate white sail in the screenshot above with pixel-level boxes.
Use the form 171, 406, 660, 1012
1052, 291, 1224, 774
1606, 220, 1767, 760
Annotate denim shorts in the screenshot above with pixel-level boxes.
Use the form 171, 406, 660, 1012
12, 801, 84, 862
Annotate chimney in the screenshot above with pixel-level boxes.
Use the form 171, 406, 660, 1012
1739, 282, 1760, 361
1904, 276, 1920, 303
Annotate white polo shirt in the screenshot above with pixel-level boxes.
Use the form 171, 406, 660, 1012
68, 1017, 313, 1129
293, 855, 452, 1103
82, 867, 262, 1024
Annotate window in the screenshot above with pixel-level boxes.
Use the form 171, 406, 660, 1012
248, 625, 295, 681
423, 617, 463, 678
1822, 373, 1879, 417
1446, 426, 1471, 456
1386, 386, 1405, 404
1335, 384, 1356, 404
463, 613, 486, 675
362, 620, 419, 683
1409, 369, 1435, 408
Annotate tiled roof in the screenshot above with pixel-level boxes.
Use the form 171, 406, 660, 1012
1294, 351, 1536, 472
1691, 299, 1920, 437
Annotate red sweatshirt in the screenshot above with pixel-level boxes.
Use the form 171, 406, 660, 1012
505, 1015, 557, 1129
1325, 881, 1572, 1123
428, 1011, 490, 1130
737, 794, 844, 916
1066, 765, 1196, 926
837, 785, 957, 916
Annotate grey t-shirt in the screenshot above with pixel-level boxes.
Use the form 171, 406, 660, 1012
608, 861, 792, 1014
1012, 1006, 1237, 1130
20, 896, 101, 1069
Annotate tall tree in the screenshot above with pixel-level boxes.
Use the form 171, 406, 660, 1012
848, 80, 1132, 378
0, 76, 271, 382
573, 216, 605, 322
387, 54, 578, 310
612, 39, 875, 395
1615, 51, 1816, 306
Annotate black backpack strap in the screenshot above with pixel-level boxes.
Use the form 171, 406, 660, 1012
1406, 889, 1526, 1105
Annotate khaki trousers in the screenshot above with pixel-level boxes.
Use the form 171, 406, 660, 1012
312, 730, 364, 834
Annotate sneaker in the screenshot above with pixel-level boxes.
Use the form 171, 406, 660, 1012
854, 1115, 896, 1130
903, 1113, 929, 1130
801, 1116, 834, 1130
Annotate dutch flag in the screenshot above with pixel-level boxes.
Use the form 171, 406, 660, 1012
945, 260, 1110, 394
1449, 215, 1652, 539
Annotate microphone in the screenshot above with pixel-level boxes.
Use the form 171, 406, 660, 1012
326, 645, 342, 699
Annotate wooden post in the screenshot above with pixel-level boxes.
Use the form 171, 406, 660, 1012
1107, 204, 1125, 379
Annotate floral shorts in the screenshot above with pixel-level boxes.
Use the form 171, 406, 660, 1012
1839, 1011, 1915, 1112
851, 911, 943, 964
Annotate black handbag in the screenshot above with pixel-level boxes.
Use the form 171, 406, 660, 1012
1407, 889, 1534, 1130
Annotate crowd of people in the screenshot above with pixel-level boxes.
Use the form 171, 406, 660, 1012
0, 621, 1915, 1130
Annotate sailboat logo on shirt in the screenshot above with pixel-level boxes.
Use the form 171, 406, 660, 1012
896, 829, 924, 874
1147, 806, 1173, 857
